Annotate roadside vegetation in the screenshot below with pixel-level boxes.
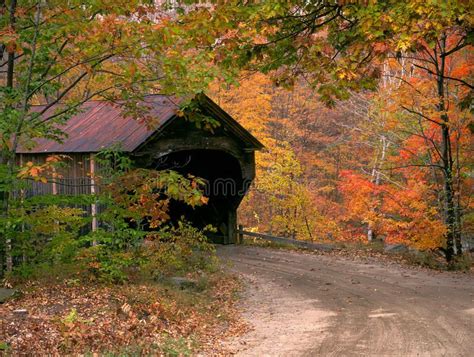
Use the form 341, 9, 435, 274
242, 236, 473, 272
0, 148, 242, 354
1, 271, 241, 354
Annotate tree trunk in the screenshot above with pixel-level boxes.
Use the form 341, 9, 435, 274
454, 133, 463, 254
454, 195, 463, 254
437, 36, 457, 263
368, 135, 388, 242
441, 124, 456, 262
1, 0, 18, 274
6, 0, 16, 88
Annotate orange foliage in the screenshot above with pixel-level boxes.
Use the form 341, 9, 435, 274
209, 36, 473, 250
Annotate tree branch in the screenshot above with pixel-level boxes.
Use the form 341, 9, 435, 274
401, 105, 443, 126
412, 63, 473, 90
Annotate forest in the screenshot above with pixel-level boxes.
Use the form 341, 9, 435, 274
0, 0, 473, 355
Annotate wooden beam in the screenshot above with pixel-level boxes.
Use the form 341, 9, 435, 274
238, 228, 334, 252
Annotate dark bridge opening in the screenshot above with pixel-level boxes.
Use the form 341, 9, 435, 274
152, 149, 246, 243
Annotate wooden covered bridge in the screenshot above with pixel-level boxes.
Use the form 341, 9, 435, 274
16, 94, 263, 243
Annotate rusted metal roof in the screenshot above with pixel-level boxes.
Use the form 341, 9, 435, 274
16, 95, 180, 154
16, 94, 264, 154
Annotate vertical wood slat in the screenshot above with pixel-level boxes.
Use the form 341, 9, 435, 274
52, 166, 57, 195
90, 153, 98, 234
16, 154, 94, 221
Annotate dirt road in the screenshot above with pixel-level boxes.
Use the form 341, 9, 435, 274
218, 245, 474, 357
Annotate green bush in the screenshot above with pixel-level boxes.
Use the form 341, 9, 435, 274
4, 203, 87, 280
3, 161, 213, 284
73, 221, 216, 284
140, 222, 217, 280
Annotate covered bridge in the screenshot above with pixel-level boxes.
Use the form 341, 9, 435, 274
16, 94, 263, 244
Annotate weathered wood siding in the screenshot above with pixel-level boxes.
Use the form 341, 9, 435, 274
18, 153, 94, 197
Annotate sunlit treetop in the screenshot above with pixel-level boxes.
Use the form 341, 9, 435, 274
171, 0, 472, 104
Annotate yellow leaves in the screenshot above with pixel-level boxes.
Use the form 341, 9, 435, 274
62, 308, 80, 325
396, 37, 413, 52
18, 161, 46, 182
317, 186, 336, 194
208, 73, 272, 141
336, 64, 358, 81
26, 205, 85, 235
17, 155, 67, 183
336, 70, 347, 80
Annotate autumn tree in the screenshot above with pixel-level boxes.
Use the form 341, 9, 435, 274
176, 0, 473, 260
337, 39, 473, 254
0, 0, 220, 162
210, 73, 342, 240
0, 0, 221, 273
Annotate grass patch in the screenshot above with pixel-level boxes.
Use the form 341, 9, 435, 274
449, 254, 473, 271
402, 251, 444, 269
160, 335, 195, 357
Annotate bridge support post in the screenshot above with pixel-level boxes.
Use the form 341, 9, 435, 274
226, 208, 237, 244
238, 224, 244, 244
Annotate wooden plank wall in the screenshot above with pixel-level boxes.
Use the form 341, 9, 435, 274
18, 153, 94, 197
17, 153, 97, 232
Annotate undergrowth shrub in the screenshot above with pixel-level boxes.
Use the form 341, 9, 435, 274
449, 254, 473, 271
76, 221, 216, 283
404, 250, 444, 269
3, 149, 214, 284
140, 222, 217, 280
6, 203, 86, 280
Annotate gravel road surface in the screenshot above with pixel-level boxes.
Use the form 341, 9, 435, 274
218, 245, 474, 357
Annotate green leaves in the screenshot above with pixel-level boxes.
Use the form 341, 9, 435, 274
170, 0, 471, 104
0, 0, 232, 165
179, 97, 221, 132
